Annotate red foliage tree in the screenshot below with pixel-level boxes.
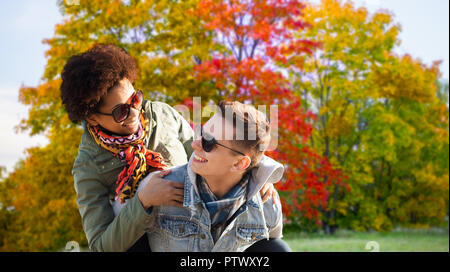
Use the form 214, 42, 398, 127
192, 0, 347, 229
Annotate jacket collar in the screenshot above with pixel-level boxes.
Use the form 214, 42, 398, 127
183, 158, 202, 207
247, 155, 284, 199
182, 154, 284, 207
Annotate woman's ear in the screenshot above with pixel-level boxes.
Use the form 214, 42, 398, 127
85, 114, 100, 126
231, 156, 252, 172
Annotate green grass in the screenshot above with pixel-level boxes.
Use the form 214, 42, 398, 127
284, 228, 449, 252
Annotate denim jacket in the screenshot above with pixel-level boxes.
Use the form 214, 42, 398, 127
117, 154, 285, 252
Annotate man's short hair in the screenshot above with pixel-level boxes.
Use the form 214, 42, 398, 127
218, 101, 271, 169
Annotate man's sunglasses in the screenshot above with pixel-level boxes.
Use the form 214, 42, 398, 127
96, 90, 143, 123
201, 129, 247, 156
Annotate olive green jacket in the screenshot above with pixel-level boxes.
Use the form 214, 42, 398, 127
72, 100, 194, 252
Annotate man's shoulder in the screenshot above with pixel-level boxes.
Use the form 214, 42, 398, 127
261, 192, 283, 229
162, 164, 189, 183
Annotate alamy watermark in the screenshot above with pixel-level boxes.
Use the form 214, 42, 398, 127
64, 241, 80, 252
365, 241, 380, 252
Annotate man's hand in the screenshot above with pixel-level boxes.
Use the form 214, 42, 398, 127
259, 182, 277, 204
138, 169, 184, 209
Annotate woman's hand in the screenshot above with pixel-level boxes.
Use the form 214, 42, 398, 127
138, 169, 184, 209
259, 182, 277, 204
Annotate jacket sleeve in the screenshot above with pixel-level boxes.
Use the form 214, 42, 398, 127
72, 151, 152, 252
265, 190, 284, 239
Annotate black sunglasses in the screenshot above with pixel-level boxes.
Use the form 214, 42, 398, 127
201, 129, 247, 156
96, 90, 143, 123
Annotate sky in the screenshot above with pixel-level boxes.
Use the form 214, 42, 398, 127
0, 0, 449, 173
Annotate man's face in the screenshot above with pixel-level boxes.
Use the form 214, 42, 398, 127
87, 78, 141, 136
190, 114, 248, 178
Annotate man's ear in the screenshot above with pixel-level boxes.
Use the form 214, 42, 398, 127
231, 156, 252, 172
85, 114, 100, 126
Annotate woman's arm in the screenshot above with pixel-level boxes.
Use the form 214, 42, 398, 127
73, 151, 152, 252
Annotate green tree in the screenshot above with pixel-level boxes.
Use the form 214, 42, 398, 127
293, 0, 449, 232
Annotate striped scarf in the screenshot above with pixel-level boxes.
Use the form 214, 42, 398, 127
196, 172, 250, 242
87, 111, 167, 203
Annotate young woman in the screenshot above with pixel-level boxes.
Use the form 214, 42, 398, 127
61, 44, 278, 252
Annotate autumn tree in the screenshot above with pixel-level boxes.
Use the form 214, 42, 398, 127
3, 0, 216, 251
2, 0, 331, 250
19, 0, 215, 138
0, 128, 85, 251
294, 0, 449, 231
193, 0, 346, 229
2, 0, 447, 251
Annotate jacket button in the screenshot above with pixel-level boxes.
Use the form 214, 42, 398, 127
179, 226, 184, 234
251, 233, 256, 240
200, 234, 206, 239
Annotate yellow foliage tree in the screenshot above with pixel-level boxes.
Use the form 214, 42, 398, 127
292, 0, 448, 232
0, 127, 85, 251
1, 0, 214, 251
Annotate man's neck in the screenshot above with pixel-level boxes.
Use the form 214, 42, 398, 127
201, 172, 245, 199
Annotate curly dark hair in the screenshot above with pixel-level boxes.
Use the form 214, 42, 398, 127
60, 44, 138, 123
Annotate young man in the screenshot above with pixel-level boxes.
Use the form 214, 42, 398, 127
115, 101, 291, 252
63, 44, 279, 252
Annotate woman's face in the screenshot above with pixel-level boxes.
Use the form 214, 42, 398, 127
86, 78, 141, 136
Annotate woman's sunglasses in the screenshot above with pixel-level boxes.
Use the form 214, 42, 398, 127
96, 90, 143, 123
201, 129, 247, 156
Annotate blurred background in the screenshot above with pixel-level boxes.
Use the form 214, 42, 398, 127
0, 0, 448, 251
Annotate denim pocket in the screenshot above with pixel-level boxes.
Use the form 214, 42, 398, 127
160, 216, 200, 238
236, 225, 266, 243
157, 216, 200, 251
